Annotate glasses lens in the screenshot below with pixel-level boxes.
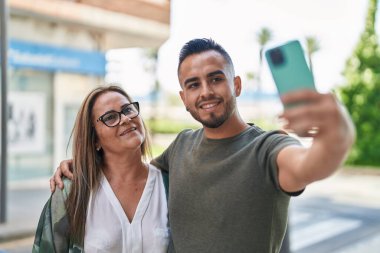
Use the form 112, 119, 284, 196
103, 112, 120, 127
122, 104, 139, 118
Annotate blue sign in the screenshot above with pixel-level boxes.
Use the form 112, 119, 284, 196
9, 39, 106, 76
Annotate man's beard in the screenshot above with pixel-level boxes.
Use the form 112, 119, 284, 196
188, 97, 236, 128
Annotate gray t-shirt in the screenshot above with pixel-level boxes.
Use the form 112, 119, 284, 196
151, 125, 301, 253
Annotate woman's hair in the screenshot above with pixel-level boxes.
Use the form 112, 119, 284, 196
66, 85, 152, 243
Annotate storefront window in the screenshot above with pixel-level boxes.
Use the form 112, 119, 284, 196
8, 69, 54, 180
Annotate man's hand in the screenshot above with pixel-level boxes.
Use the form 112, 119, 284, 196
279, 89, 355, 141
276, 89, 355, 192
49, 159, 74, 192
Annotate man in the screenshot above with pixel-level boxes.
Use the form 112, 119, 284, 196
53, 38, 355, 252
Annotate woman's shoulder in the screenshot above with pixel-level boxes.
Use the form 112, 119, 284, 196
148, 164, 169, 179
149, 163, 161, 174
148, 164, 169, 198
51, 177, 72, 202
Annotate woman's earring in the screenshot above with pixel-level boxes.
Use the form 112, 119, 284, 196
96, 146, 101, 151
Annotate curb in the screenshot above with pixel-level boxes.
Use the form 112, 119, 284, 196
342, 167, 380, 176
0, 227, 35, 243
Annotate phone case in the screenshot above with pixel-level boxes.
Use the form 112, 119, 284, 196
265, 40, 315, 95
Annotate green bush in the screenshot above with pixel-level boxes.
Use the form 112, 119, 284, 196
248, 118, 281, 131
146, 119, 201, 134
339, 0, 380, 167
151, 144, 167, 158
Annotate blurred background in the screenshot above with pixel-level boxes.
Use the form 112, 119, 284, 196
0, 0, 379, 252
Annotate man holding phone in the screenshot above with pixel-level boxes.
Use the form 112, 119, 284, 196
52, 38, 355, 252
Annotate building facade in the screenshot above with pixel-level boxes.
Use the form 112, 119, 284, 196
7, 0, 170, 181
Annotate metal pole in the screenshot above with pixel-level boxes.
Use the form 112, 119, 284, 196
0, 0, 8, 223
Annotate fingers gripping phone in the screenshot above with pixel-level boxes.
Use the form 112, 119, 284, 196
265, 40, 315, 96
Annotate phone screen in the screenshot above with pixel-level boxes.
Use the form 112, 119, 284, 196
265, 40, 315, 95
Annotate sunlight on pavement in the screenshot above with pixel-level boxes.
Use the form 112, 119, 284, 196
0, 236, 34, 252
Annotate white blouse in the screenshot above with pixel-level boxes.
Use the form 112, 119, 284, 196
84, 164, 170, 253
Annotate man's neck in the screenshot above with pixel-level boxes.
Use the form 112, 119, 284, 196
203, 114, 249, 139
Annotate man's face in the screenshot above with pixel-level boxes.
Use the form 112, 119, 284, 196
178, 50, 241, 128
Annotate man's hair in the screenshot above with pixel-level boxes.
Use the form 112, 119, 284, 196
177, 38, 235, 75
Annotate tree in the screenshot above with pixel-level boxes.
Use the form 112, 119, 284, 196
143, 48, 161, 136
256, 27, 273, 93
144, 48, 161, 106
305, 36, 320, 76
339, 0, 380, 166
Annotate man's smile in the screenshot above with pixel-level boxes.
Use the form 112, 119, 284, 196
198, 100, 222, 112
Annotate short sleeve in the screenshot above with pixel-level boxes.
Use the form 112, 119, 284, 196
256, 130, 302, 195
151, 130, 191, 172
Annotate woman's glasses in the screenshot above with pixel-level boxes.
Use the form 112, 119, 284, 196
97, 102, 139, 127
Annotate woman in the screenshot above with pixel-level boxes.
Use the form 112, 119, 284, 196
33, 85, 170, 252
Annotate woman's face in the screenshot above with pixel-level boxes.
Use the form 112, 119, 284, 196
92, 91, 145, 156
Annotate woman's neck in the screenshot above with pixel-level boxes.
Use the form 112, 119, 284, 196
102, 151, 148, 183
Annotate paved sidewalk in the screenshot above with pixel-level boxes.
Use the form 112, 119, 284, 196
0, 168, 379, 250
300, 168, 380, 209
0, 178, 51, 243
289, 168, 380, 253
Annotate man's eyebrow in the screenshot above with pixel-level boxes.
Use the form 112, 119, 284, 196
183, 70, 225, 86
207, 70, 225, 77
184, 77, 199, 86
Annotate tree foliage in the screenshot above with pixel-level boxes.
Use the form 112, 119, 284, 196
256, 27, 273, 92
339, 0, 380, 166
305, 36, 320, 75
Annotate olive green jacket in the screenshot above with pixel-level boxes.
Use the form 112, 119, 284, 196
32, 178, 83, 252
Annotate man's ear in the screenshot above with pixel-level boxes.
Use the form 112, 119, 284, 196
179, 90, 187, 108
179, 90, 189, 111
234, 76, 242, 97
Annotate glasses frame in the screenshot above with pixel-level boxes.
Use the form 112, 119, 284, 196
96, 102, 140, 127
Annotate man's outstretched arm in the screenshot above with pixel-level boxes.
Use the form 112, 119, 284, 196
276, 90, 355, 193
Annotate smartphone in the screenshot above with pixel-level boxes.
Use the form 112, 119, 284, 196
265, 40, 315, 96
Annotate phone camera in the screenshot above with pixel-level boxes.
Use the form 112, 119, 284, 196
269, 48, 285, 66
